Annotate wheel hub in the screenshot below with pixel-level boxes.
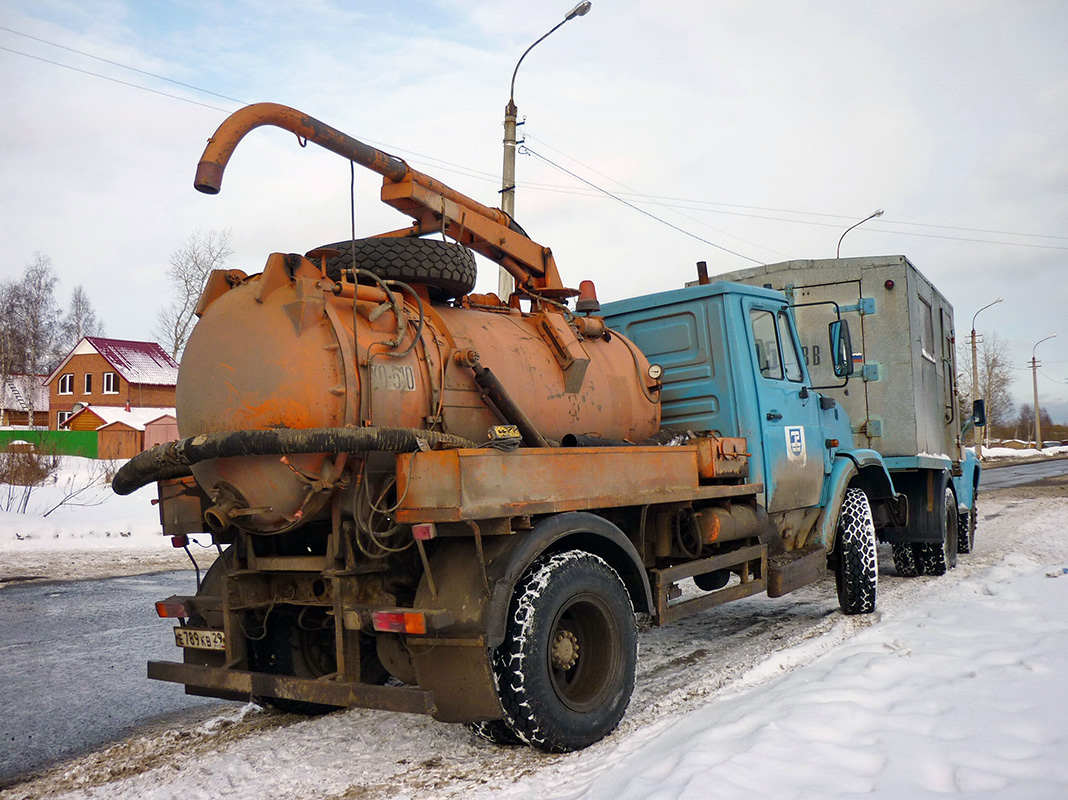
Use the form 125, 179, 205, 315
550, 629, 580, 671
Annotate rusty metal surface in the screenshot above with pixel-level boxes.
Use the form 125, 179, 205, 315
396, 446, 762, 523
651, 544, 767, 626
194, 102, 566, 293
148, 660, 437, 716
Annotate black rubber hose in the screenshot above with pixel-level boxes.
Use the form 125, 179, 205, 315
112, 426, 477, 496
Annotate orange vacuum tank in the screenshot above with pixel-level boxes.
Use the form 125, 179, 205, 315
176, 248, 660, 533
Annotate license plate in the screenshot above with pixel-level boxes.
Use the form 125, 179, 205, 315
173, 626, 226, 651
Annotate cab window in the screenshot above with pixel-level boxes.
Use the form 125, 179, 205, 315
776, 311, 804, 383
750, 309, 783, 380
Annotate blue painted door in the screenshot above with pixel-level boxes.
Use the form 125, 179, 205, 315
745, 299, 825, 513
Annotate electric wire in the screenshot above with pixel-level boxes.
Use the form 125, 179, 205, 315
3, 25, 1066, 252
520, 144, 763, 264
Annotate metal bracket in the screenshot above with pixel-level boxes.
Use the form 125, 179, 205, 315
840, 297, 876, 315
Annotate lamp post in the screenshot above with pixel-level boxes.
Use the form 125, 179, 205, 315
498, 1, 592, 299
836, 209, 884, 258
969, 297, 1002, 458
1031, 334, 1057, 450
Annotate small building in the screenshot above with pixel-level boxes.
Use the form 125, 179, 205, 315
0, 374, 49, 427
45, 337, 179, 430
61, 405, 177, 460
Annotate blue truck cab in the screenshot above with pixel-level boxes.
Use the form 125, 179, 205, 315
712, 256, 982, 578
603, 280, 903, 606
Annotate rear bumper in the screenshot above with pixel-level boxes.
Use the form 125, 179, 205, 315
148, 660, 437, 716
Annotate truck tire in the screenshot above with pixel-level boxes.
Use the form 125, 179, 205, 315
246, 606, 341, 716
466, 719, 524, 747
313, 237, 477, 299
891, 543, 922, 578
493, 550, 637, 753
957, 502, 977, 554
917, 487, 958, 575
833, 488, 878, 615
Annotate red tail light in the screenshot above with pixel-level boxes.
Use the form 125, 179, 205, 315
155, 598, 190, 618
372, 611, 428, 635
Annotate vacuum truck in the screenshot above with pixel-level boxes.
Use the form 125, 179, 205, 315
116, 103, 909, 753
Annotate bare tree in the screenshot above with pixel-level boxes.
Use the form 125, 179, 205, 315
60, 284, 105, 351
1, 254, 62, 426
958, 331, 1015, 439
155, 228, 232, 359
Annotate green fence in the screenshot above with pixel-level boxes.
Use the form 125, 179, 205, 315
0, 429, 98, 458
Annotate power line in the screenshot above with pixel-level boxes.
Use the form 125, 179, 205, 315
521, 144, 763, 264
0, 44, 232, 113
4, 24, 1066, 253
0, 24, 245, 105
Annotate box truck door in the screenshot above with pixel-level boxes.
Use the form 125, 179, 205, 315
746, 301, 824, 513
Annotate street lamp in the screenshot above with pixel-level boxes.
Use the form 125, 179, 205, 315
836, 209, 884, 258
498, 1, 593, 299
969, 297, 1002, 458
1031, 333, 1057, 450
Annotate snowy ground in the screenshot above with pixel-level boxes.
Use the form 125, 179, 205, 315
1, 458, 1067, 799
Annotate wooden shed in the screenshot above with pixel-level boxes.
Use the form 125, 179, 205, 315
60, 405, 177, 460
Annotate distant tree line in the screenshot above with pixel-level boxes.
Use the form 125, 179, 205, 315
1, 252, 104, 378
0, 253, 105, 427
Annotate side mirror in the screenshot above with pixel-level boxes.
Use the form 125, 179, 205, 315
972, 399, 986, 427
829, 320, 854, 378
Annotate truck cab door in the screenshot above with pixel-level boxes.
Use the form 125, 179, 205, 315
746, 302, 826, 514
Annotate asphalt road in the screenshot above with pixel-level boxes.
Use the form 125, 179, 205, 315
0, 571, 225, 783
980, 456, 1068, 490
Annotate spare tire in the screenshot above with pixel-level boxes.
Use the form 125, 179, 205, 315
313, 237, 477, 299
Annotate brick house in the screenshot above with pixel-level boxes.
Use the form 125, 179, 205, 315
44, 337, 179, 430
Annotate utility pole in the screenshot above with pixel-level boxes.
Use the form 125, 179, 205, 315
1031, 334, 1056, 450
499, 2, 593, 299
969, 298, 1002, 458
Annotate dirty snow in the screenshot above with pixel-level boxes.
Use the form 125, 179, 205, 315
1, 458, 1067, 799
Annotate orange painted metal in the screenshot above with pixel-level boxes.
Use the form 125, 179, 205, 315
194, 102, 567, 295
178, 251, 659, 531
395, 447, 761, 524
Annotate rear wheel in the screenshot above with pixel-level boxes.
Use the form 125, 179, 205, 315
466, 719, 524, 747
891, 542, 922, 577
917, 487, 958, 575
246, 606, 341, 715
493, 550, 637, 753
957, 501, 977, 554
833, 488, 878, 614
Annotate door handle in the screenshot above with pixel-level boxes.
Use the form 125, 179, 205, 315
766, 412, 783, 421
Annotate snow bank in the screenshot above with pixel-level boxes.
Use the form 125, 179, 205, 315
491, 555, 1068, 800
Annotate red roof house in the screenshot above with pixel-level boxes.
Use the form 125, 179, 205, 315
45, 337, 179, 431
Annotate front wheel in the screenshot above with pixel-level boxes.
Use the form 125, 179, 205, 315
493, 550, 637, 753
833, 488, 878, 615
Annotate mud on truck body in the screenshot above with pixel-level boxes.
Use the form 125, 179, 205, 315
116, 103, 904, 753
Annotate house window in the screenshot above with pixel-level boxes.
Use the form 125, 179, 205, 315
103, 372, 119, 394
57, 410, 72, 427
58, 373, 74, 395
84, 373, 93, 394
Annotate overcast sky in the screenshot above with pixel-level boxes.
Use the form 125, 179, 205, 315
2, 0, 1066, 422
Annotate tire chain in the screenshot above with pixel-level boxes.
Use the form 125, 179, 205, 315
837, 488, 878, 614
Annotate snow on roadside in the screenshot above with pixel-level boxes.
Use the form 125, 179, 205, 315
4, 487, 1064, 799
0, 457, 208, 583
3, 456, 1068, 799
